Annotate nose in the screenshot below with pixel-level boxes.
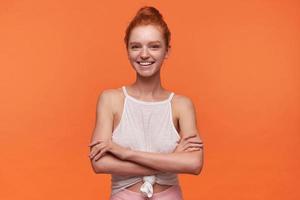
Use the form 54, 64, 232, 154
140, 47, 150, 59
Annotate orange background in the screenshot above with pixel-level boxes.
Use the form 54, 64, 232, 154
0, 0, 299, 199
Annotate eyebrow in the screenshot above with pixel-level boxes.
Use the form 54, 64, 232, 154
129, 41, 161, 45
149, 41, 161, 45
128, 42, 140, 45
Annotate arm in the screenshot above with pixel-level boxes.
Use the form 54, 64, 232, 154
89, 90, 160, 175
91, 153, 160, 176
111, 95, 204, 175
124, 150, 202, 175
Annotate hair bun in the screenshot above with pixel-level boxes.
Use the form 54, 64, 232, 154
136, 6, 163, 19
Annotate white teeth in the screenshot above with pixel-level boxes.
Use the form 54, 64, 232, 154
138, 62, 153, 66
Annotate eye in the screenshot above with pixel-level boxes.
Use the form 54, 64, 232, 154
130, 45, 141, 49
150, 45, 161, 49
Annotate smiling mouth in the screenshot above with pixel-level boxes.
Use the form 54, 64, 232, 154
137, 61, 155, 66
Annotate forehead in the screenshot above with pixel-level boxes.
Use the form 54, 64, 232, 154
129, 25, 164, 43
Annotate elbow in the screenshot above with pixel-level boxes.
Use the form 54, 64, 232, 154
190, 154, 203, 175
91, 162, 101, 174
192, 161, 203, 175
90, 158, 107, 174
182, 158, 203, 175
91, 165, 101, 174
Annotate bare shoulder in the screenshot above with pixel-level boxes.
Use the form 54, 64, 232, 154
98, 88, 121, 99
172, 93, 196, 114
97, 87, 123, 114
97, 87, 122, 104
172, 93, 199, 138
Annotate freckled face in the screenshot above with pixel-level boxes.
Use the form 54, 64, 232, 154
127, 25, 169, 77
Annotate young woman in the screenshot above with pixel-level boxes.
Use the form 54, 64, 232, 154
88, 6, 204, 200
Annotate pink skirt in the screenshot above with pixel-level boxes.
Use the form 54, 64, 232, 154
110, 185, 184, 200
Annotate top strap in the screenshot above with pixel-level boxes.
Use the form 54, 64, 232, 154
122, 85, 174, 103
168, 92, 175, 101
122, 86, 129, 97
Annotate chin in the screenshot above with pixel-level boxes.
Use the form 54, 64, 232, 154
136, 71, 155, 77
131, 63, 162, 77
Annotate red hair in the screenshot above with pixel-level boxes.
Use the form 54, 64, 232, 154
124, 6, 171, 50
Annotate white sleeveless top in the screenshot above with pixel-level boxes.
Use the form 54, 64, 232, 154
110, 86, 181, 196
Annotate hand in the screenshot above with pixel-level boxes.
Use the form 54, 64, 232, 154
174, 134, 203, 153
88, 139, 130, 161
108, 141, 131, 160
88, 139, 112, 161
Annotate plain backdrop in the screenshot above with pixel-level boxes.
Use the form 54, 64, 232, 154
0, 0, 299, 199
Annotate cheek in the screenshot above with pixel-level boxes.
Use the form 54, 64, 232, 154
128, 51, 139, 60
153, 52, 166, 61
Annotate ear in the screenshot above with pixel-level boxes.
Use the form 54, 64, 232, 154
126, 48, 130, 59
164, 46, 171, 59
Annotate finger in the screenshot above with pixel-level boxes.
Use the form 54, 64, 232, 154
182, 146, 189, 151
88, 140, 103, 147
177, 137, 186, 143
89, 143, 105, 158
187, 140, 203, 145
182, 135, 198, 142
188, 148, 200, 152
182, 141, 189, 150
179, 141, 202, 151
95, 152, 107, 160
94, 147, 109, 161
182, 142, 195, 151
88, 141, 99, 147
89, 150, 99, 159
183, 135, 197, 141
186, 137, 203, 143
190, 142, 204, 147
186, 147, 202, 152
90, 144, 101, 152
190, 144, 203, 148
184, 138, 198, 146
90, 149, 102, 159
184, 143, 203, 151
177, 136, 202, 147
89, 139, 106, 146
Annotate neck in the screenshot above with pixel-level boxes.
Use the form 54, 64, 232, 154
130, 71, 165, 97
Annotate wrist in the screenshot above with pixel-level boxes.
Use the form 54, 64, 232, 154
123, 148, 133, 160
111, 142, 133, 160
